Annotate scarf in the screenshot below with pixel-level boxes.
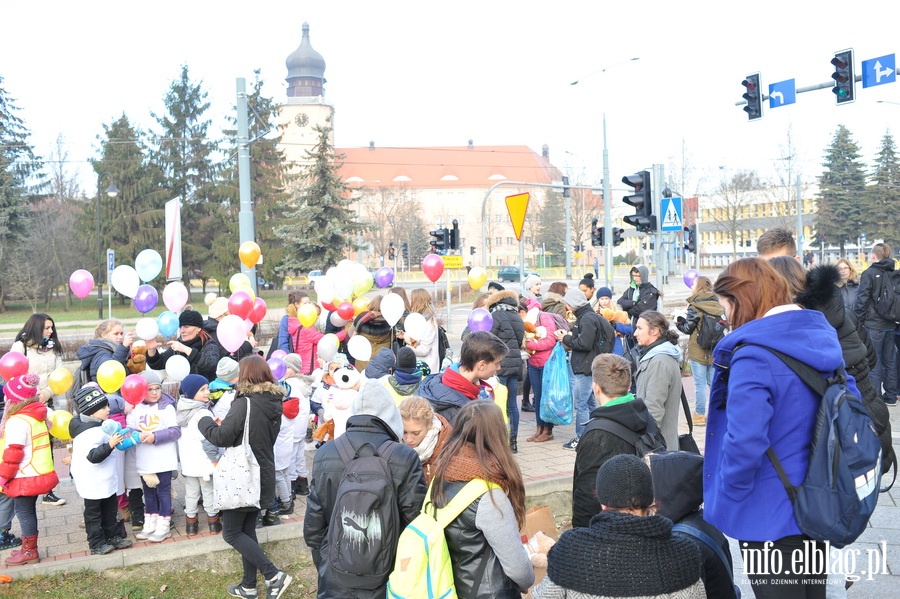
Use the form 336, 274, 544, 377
413, 416, 442, 463
443, 443, 507, 489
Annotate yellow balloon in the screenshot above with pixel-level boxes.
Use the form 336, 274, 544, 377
96, 360, 126, 393
353, 297, 370, 316
48, 368, 74, 396
298, 303, 319, 328
352, 272, 374, 297
229, 273, 252, 293
48, 410, 73, 441
468, 266, 488, 290
238, 241, 261, 269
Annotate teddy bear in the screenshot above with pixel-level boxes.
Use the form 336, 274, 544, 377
599, 307, 630, 325
523, 530, 556, 569
127, 344, 147, 374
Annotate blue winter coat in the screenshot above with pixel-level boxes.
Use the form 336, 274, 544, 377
703, 307, 859, 542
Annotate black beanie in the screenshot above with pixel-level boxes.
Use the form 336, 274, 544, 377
395, 347, 417, 373
596, 454, 654, 510
179, 310, 204, 328
74, 386, 109, 416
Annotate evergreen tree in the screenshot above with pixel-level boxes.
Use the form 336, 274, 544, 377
817, 125, 867, 256
275, 117, 359, 272
535, 190, 566, 267
867, 130, 900, 248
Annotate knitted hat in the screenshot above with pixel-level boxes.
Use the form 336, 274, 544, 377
395, 347, 417, 373
140, 370, 161, 386
74, 386, 108, 416
179, 310, 204, 328
282, 353, 303, 374
596, 454, 655, 510
4, 374, 39, 403
216, 357, 240, 381
353, 382, 404, 440
523, 274, 541, 290
488, 281, 505, 292
180, 374, 208, 400
596, 286, 613, 299
208, 297, 229, 320
365, 348, 396, 380
563, 288, 588, 309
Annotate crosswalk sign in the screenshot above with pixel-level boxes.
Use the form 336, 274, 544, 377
660, 197, 683, 232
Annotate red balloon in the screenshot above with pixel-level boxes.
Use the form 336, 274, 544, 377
120, 374, 149, 406
0, 352, 29, 382
321, 301, 336, 312
249, 298, 268, 324
228, 290, 254, 320
422, 253, 445, 283
337, 301, 355, 321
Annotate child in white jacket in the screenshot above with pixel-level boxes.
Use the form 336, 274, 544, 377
281, 354, 312, 497
175, 374, 221, 535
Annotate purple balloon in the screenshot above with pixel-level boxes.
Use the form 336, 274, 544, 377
268, 358, 287, 380
467, 308, 494, 333
683, 269, 700, 289
133, 284, 159, 314
374, 266, 395, 289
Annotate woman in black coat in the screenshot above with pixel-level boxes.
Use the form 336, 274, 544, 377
484, 290, 525, 452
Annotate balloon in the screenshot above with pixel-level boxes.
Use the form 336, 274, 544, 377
111, 265, 140, 298
336, 301, 355, 321
381, 293, 405, 327
268, 358, 287, 380
334, 278, 354, 302
298, 303, 318, 328
133, 284, 159, 314
467, 267, 488, 290
404, 313, 427, 341
165, 355, 191, 382
239, 241, 261, 269
374, 267, 394, 289
157, 311, 180, 337
0, 352, 29, 381
218, 315, 248, 353
228, 290, 254, 320
329, 312, 348, 328
249, 298, 267, 324
270, 349, 287, 361
683, 268, 700, 289
353, 297, 370, 316
48, 368, 74, 396
96, 360, 126, 393
134, 249, 163, 282
162, 282, 189, 313
352, 272, 374, 296
120, 374, 149, 407
468, 308, 494, 332
422, 254, 445, 283
318, 334, 340, 362
229, 273, 252, 294
347, 335, 372, 362
48, 410, 73, 441
134, 317, 159, 341
69, 269, 95, 299
321, 300, 336, 313
315, 278, 335, 304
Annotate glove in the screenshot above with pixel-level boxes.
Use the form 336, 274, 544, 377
141, 473, 160, 488
676, 316, 686, 325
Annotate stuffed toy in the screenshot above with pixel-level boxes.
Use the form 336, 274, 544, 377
328, 366, 360, 438
522, 321, 548, 355
127, 344, 147, 374
599, 307, 629, 325
100, 419, 142, 451
523, 531, 556, 569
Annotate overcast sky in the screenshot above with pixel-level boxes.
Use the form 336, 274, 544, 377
4, 0, 900, 200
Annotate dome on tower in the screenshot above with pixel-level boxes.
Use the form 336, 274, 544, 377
285, 22, 326, 98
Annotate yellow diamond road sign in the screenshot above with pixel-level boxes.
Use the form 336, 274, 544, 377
505, 192, 530, 241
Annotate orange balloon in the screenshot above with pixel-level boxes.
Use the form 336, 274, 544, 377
238, 241, 261, 269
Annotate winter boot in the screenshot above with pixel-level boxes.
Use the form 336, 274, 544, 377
509, 435, 518, 454
185, 515, 199, 536
0, 530, 21, 551
261, 511, 281, 527
5, 534, 39, 566
208, 513, 222, 535
148, 516, 171, 543
128, 488, 145, 531
293, 477, 309, 497
135, 514, 158, 540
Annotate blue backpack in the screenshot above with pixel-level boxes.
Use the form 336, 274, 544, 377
758, 347, 882, 548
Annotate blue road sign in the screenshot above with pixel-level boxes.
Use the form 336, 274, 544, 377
107, 250, 115, 280
768, 79, 796, 108
660, 197, 683, 232
862, 54, 896, 88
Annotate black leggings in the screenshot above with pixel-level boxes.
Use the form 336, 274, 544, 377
222, 509, 278, 588
740, 536, 826, 599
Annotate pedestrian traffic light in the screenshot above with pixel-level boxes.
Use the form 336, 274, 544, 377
612, 227, 624, 246
470, 245, 476, 255
684, 225, 697, 253
741, 73, 762, 121
831, 49, 855, 105
449, 219, 459, 250
429, 228, 448, 254
591, 218, 603, 247
388, 241, 395, 260
622, 170, 655, 233
401, 242, 408, 260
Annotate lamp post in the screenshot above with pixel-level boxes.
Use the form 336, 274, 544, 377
96, 174, 119, 319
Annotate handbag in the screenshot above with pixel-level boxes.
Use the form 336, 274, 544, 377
678, 386, 701, 454
213, 399, 262, 510
540, 343, 573, 425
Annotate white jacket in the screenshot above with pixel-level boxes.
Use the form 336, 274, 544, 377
71, 425, 118, 500
127, 402, 179, 473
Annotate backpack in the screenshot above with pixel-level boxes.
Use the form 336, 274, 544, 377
872, 269, 900, 323
581, 408, 667, 458
386, 479, 499, 599
437, 325, 451, 366
696, 311, 727, 352
596, 315, 616, 355
326, 436, 401, 590
756, 346, 882, 548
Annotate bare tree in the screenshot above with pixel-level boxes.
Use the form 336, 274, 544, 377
769, 125, 804, 230
359, 185, 417, 259
714, 171, 764, 260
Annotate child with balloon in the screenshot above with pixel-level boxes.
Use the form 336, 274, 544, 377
75, 320, 134, 384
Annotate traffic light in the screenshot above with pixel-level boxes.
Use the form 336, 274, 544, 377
562, 175, 570, 198
401, 242, 408, 261
612, 228, 624, 246
831, 49, 855, 105
684, 225, 697, 253
449, 219, 459, 250
388, 241, 395, 260
591, 218, 603, 247
429, 228, 448, 254
741, 73, 762, 121
622, 170, 655, 232
470, 245, 476, 255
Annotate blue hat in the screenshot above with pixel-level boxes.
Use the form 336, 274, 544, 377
180, 374, 208, 400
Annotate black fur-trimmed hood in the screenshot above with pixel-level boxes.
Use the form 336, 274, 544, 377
795, 264, 841, 311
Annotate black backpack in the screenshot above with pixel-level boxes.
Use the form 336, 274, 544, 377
437, 325, 451, 366
872, 269, 900, 324
326, 436, 401, 590
696, 311, 727, 352
581, 412, 667, 458
597, 315, 616, 355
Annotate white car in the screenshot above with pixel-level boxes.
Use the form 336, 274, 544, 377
308, 270, 324, 286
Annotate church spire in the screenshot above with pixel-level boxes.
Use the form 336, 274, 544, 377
285, 22, 326, 98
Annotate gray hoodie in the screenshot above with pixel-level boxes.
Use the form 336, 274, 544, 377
635, 340, 683, 450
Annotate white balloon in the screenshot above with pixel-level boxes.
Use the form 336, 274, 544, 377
316, 279, 335, 304
404, 313, 427, 342
111, 265, 140, 298
347, 335, 372, 362
165, 355, 191, 382
317, 334, 339, 362
135, 317, 159, 341
381, 293, 405, 327
338, 259, 355, 271
334, 278, 354, 301
326, 267, 339, 281
350, 263, 368, 279
134, 249, 163, 282
330, 312, 348, 327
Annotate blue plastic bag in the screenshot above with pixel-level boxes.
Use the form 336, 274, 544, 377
540, 343, 573, 425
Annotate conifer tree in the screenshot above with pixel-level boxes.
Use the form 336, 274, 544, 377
867, 130, 900, 248
817, 125, 867, 256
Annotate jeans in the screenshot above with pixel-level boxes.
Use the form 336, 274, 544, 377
275, 467, 291, 503
142, 470, 173, 517
222, 509, 278, 588
528, 364, 553, 432
184, 475, 216, 518
498, 376, 519, 438
0, 492, 14, 531
572, 373, 596, 438
84, 494, 119, 550
690, 360, 714, 416
13, 496, 38, 536
866, 327, 898, 399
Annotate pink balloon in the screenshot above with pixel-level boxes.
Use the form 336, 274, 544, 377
120, 374, 149, 406
69, 269, 95, 299
228, 291, 253, 320
249, 298, 267, 324
422, 254, 445, 283
162, 282, 189, 313
218, 315, 248, 353
0, 352, 29, 381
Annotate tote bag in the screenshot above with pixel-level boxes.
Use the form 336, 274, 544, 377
213, 399, 261, 510
540, 343, 574, 425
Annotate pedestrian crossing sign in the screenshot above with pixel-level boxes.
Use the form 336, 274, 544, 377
660, 197, 683, 232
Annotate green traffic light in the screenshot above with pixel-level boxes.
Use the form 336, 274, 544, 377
837, 88, 848, 98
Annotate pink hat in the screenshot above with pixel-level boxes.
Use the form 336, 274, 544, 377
5, 374, 39, 403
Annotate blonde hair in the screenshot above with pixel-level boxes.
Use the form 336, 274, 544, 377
410, 289, 436, 319
94, 319, 123, 340
398, 395, 434, 424
835, 258, 859, 285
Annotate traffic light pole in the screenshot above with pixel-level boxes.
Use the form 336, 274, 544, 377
653, 164, 665, 292
602, 113, 614, 292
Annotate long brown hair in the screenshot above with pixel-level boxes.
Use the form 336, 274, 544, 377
238, 355, 277, 385
430, 401, 526, 528
409, 288, 436, 319
714, 258, 792, 329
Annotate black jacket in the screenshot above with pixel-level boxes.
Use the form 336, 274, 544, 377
486, 291, 526, 380
617, 266, 660, 323
562, 304, 614, 375
198, 383, 284, 510
854, 258, 897, 329
204, 318, 254, 362
147, 332, 222, 382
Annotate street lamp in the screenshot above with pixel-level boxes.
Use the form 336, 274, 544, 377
96, 174, 119, 319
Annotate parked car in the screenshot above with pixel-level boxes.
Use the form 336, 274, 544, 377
497, 266, 539, 282
257, 276, 275, 290
307, 270, 324, 287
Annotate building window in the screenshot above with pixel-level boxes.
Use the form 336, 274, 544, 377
495, 237, 503, 247
507, 237, 515, 246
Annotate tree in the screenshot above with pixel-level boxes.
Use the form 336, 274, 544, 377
770, 125, 805, 230
714, 171, 764, 260
275, 118, 360, 272
358, 185, 416, 263
817, 125, 867, 256
867, 130, 900, 248
535, 190, 566, 267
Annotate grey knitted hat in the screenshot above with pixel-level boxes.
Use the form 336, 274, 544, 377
596, 454, 655, 510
